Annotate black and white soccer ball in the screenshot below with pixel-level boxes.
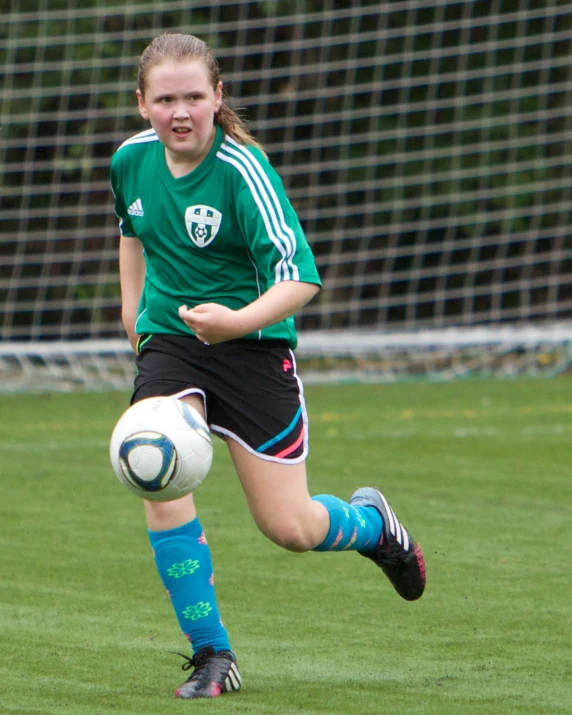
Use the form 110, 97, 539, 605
109, 396, 213, 501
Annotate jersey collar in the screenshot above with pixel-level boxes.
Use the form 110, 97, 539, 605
156, 124, 224, 189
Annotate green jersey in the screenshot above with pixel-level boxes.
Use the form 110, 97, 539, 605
110, 125, 321, 348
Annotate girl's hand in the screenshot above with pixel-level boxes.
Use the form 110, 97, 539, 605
179, 282, 319, 345
178, 303, 247, 345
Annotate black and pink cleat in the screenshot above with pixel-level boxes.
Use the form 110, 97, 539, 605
174, 646, 241, 699
350, 487, 426, 601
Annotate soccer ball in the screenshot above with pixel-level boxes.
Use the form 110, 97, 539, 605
109, 396, 213, 501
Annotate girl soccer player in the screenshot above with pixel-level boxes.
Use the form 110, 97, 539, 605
110, 32, 426, 700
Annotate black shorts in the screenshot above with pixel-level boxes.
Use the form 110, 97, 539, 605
132, 334, 308, 463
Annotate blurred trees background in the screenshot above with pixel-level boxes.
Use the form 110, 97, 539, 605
1, 0, 571, 340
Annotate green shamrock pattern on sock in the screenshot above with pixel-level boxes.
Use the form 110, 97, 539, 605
167, 559, 200, 579
183, 601, 213, 620
346, 504, 367, 529
353, 508, 367, 529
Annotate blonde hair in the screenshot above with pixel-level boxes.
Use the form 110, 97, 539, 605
137, 33, 265, 154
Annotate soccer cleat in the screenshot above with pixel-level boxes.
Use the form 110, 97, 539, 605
174, 646, 241, 699
350, 487, 426, 601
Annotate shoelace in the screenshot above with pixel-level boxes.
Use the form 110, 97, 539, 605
171, 648, 221, 673
171, 651, 200, 674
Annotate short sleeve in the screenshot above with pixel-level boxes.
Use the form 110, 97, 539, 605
110, 151, 136, 237
231, 144, 321, 290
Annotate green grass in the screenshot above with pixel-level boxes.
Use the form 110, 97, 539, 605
0, 378, 570, 714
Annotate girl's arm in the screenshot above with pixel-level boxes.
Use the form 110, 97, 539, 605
178, 280, 320, 345
119, 233, 145, 351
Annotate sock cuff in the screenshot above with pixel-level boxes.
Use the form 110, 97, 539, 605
148, 516, 202, 546
311, 493, 383, 552
312, 494, 341, 510
311, 494, 339, 550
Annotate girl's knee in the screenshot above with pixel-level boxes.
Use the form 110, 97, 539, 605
261, 519, 318, 552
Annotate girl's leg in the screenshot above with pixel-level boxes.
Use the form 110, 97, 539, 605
145, 491, 242, 699
145, 395, 231, 655
227, 438, 426, 601
145, 492, 231, 654
226, 439, 381, 553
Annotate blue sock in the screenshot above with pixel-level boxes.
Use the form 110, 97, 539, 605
148, 517, 231, 654
311, 494, 383, 552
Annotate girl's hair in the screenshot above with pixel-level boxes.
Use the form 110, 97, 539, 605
137, 33, 265, 154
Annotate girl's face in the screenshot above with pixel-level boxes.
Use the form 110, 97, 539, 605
137, 60, 222, 174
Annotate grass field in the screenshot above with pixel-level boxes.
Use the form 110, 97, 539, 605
0, 378, 570, 715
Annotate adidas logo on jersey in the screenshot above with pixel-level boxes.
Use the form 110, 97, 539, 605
127, 199, 144, 217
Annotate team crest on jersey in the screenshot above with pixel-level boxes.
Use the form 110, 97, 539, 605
185, 205, 222, 247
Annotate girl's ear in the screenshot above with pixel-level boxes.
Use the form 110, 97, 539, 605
214, 81, 223, 114
136, 89, 150, 121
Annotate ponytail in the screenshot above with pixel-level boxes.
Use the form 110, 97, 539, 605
215, 102, 266, 157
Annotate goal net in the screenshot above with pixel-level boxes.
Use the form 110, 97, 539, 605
2, 0, 572, 389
